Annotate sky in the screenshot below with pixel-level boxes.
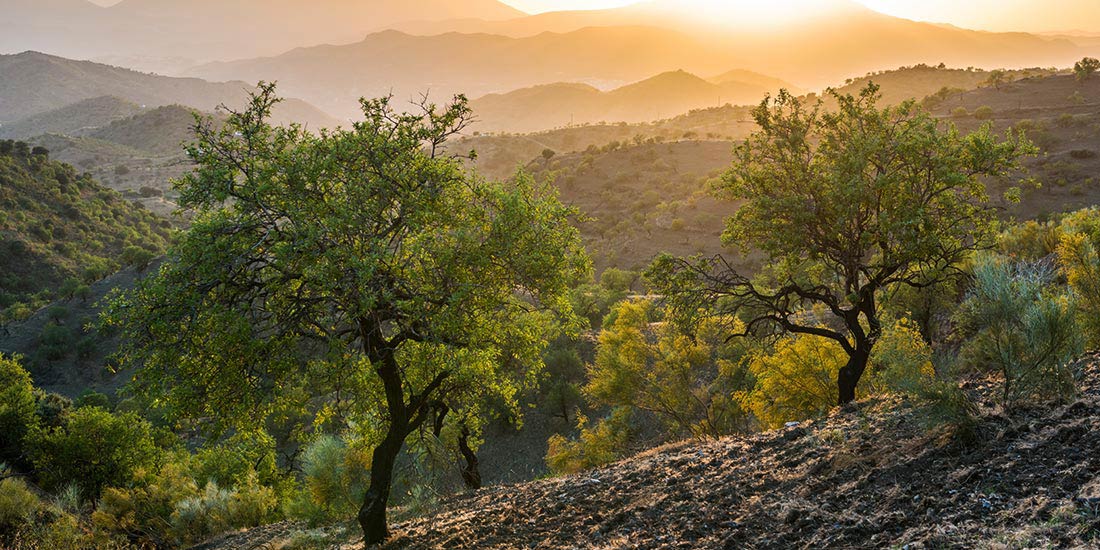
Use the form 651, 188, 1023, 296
500, 0, 1100, 32
85, 0, 1100, 33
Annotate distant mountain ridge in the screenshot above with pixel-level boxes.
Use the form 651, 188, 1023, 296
187, 20, 1086, 121
0, 52, 342, 129
469, 69, 799, 132
0, 0, 525, 68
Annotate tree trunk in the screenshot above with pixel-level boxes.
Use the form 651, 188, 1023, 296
359, 431, 404, 546
837, 347, 871, 405
457, 424, 482, 491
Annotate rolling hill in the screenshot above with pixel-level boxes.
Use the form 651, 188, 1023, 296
0, 51, 343, 128
468, 70, 795, 133
0, 140, 173, 317
0, 96, 143, 140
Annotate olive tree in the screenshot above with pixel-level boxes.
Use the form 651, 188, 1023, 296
649, 84, 1033, 405
105, 84, 589, 545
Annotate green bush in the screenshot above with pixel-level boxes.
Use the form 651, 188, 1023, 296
33, 390, 72, 429
0, 355, 37, 465
192, 431, 280, 491
973, 105, 994, 120
286, 435, 370, 525
92, 460, 198, 547
0, 477, 42, 534
169, 476, 278, 546
743, 334, 845, 429
27, 407, 161, 499
956, 255, 1082, 408
546, 407, 633, 475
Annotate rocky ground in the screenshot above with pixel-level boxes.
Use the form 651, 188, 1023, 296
199, 359, 1100, 550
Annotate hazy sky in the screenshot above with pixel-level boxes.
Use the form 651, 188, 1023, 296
501, 0, 1100, 32
86, 0, 1100, 33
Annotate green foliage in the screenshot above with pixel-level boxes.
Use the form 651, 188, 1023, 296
0, 140, 172, 321
32, 389, 72, 429
168, 477, 278, 546
956, 255, 1082, 408
0, 354, 37, 466
192, 431, 281, 492
286, 435, 371, 525
585, 300, 750, 439
743, 334, 845, 429
649, 83, 1033, 405
27, 407, 161, 499
973, 105, 994, 120
863, 318, 937, 396
1054, 208, 1100, 346
546, 407, 633, 475
104, 85, 589, 542
1075, 57, 1100, 81
0, 477, 42, 535
74, 390, 110, 410
92, 460, 199, 548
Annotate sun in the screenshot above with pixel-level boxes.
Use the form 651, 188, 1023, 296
651, 0, 849, 27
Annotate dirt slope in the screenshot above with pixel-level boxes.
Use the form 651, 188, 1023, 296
380, 370, 1100, 549
201, 360, 1100, 550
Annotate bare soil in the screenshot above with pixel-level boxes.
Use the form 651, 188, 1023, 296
202, 359, 1100, 550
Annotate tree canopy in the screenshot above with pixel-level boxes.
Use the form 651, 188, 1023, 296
105, 84, 590, 544
649, 84, 1034, 405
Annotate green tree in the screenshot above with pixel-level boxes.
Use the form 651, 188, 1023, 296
648, 85, 1033, 405
1075, 57, 1100, 81
26, 407, 160, 498
105, 84, 589, 545
0, 354, 37, 466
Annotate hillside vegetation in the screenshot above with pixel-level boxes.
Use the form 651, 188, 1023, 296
0, 140, 173, 322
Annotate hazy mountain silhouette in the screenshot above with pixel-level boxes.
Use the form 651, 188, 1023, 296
188, 17, 1085, 120
468, 70, 798, 132
0, 52, 342, 129
0, 0, 525, 70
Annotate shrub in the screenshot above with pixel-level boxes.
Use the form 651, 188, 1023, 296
973, 106, 994, 120
1075, 57, 1099, 81
192, 431, 280, 491
38, 323, 73, 360
170, 476, 278, 545
585, 300, 750, 439
27, 407, 161, 498
951, 107, 969, 118
33, 390, 72, 429
0, 477, 41, 534
742, 334, 846, 429
92, 460, 199, 547
1058, 230, 1100, 346
956, 255, 1082, 408
546, 407, 633, 475
286, 435, 370, 525
863, 318, 936, 396
0, 355, 37, 466
74, 390, 110, 410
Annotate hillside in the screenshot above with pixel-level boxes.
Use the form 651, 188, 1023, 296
468, 70, 791, 133
187, 19, 1088, 120
199, 360, 1100, 549
0, 51, 342, 128
475, 70, 1100, 271
0, 96, 142, 139
86, 104, 205, 155
0, 140, 173, 321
